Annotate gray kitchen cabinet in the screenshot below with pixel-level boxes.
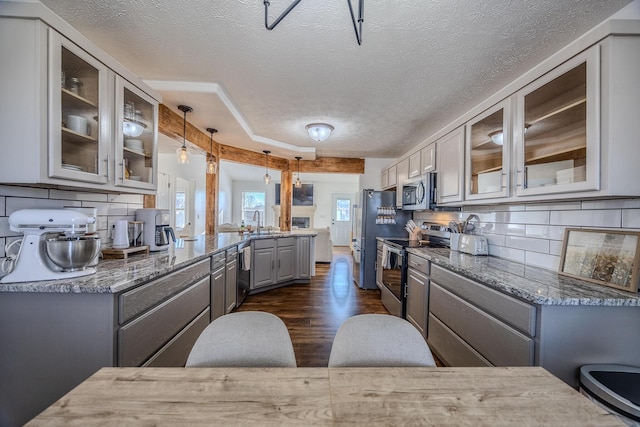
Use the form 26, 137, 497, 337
296, 236, 311, 279
395, 157, 410, 207
436, 127, 465, 204
421, 143, 436, 174
408, 151, 421, 178
277, 238, 296, 282
405, 254, 429, 338
375, 241, 383, 289
211, 251, 226, 320
0, 257, 211, 426
225, 246, 238, 314
251, 239, 277, 289
0, 13, 159, 194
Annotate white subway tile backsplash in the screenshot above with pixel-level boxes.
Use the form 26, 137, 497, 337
622, 209, 640, 228
484, 233, 506, 247
582, 199, 640, 210
49, 189, 109, 203
525, 201, 582, 211
550, 210, 622, 227
488, 245, 525, 263
525, 251, 560, 270
549, 240, 564, 256
108, 194, 144, 204
525, 224, 550, 239
6, 197, 81, 214
127, 204, 144, 215
0, 237, 4, 258
505, 236, 550, 253
0, 217, 18, 237
91, 202, 130, 216
0, 185, 48, 198
0, 197, 4, 216
496, 211, 549, 225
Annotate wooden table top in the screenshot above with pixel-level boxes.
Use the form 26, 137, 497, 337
28, 367, 622, 426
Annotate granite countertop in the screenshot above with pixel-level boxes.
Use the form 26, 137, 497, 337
404, 245, 640, 307
0, 231, 316, 294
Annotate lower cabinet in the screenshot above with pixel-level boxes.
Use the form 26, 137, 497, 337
250, 236, 311, 291
405, 254, 429, 338
375, 241, 383, 289
210, 251, 226, 321
225, 246, 238, 314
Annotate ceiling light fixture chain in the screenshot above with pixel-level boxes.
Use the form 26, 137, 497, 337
206, 127, 218, 174
263, 0, 364, 45
176, 104, 193, 164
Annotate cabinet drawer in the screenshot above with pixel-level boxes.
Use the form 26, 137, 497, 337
407, 254, 429, 274
253, 238, 275, 249
143, 308, 210, 367
430, 265, 536, 336
211, 251, 225, 269
430, 283, 534, 366
118, 277, 210, 366
278, 237, 295, 247
226, 246, 238, 262
119, 259, 209, 324
428, 314, 492, 367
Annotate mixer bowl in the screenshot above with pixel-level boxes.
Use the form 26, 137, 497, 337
45, 235, 101, 272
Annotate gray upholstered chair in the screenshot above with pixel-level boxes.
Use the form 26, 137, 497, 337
185, 311, 297, 367
328, 314, 436, 367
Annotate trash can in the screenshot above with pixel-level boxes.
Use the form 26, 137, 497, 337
580, 364, 640, 426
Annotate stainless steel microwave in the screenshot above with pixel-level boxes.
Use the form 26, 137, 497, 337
402, 173, 435, 210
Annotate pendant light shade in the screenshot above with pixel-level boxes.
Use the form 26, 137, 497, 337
294, 156, 302, 188
206, 127, 218, 175
305, 123, 334, 142
176, 105, 193, 164
263, 150, 271, 184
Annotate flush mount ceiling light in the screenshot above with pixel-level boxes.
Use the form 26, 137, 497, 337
305, 123, 334, 142
263, 150, 272, 184
294, 156, 302, 188
176, 105, 193, 164
206, 128, 218, 175
489, 130, 504, 146
264, 0, 364, 45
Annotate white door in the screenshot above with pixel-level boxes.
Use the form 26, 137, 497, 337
175, 177, 196, 236
331, 193, 354, 246
156, 172, 170, 210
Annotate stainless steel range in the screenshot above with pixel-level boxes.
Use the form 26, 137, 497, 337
377, 223, 450, 318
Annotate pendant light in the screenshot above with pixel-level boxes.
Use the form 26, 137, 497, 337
263, 150, 271, 184
206, 128, 218, 174
176, 105, 193, 164
294, 156, 302, 188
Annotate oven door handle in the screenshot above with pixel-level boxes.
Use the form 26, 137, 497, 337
386, 246, 403, 256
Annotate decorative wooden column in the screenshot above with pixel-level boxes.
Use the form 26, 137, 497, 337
142, 195, 156, 208
280, 170, 292, 231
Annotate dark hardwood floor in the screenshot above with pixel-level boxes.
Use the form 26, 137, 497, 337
236, 247, 389, 367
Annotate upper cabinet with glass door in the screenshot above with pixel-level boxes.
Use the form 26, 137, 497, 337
49, 30, 110, 184
465, 99, 511, 200
114, 77, 158, 191
514, 47, 599, 196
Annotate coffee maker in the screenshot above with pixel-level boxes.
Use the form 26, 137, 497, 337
135, 208, 176, 251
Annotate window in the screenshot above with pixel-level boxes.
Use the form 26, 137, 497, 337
175, 191, 186, 229
242, 191, 265, 225
335, 198, 351, 221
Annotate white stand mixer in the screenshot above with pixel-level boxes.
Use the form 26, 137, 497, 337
0, 209, 99, 283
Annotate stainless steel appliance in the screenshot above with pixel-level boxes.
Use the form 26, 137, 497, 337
402, 173, 436, 211
0, 209, 100, 283
378, 224, 450, 317
352, 189, 412, 290
136, 208, 176, 251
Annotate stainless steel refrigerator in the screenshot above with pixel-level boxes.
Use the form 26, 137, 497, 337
352, 189, 412, 290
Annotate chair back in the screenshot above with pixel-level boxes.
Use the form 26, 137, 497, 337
186, 311, 297, 367
328, 314, 436, 367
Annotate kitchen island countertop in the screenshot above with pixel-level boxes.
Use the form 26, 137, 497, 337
404, 245, 640, 307
0, 232, 316, 294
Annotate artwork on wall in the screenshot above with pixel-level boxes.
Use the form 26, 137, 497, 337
559, 228, 640, 293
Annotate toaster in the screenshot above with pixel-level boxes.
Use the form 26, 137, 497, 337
458, 234, 488, 256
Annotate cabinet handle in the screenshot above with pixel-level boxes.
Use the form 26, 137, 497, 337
515, 169, 522, 188
523, 166, 528, 189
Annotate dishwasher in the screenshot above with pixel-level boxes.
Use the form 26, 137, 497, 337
236, 241, 250, 307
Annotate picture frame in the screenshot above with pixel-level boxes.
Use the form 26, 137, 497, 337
559, 228, 640, 293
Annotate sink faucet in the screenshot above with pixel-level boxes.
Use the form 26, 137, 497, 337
252, 210, 261, 234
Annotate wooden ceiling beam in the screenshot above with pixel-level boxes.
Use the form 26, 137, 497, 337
294, 157, 364, 174
159, 104, 219, 155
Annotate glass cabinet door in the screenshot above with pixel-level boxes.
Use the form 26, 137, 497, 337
48, 30, 109, 184
114, 76, 158, 190
515, 47, 599, 195
465, 99, 510, 200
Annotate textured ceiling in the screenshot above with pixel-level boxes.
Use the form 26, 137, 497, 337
37, 0, 632, 159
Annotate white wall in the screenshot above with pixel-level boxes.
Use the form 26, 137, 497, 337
158, 152, 207, 235
309, 179, 359, 228
232, 180, 277, 227
217, 165, 232, 225
360, 158, 394, 191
